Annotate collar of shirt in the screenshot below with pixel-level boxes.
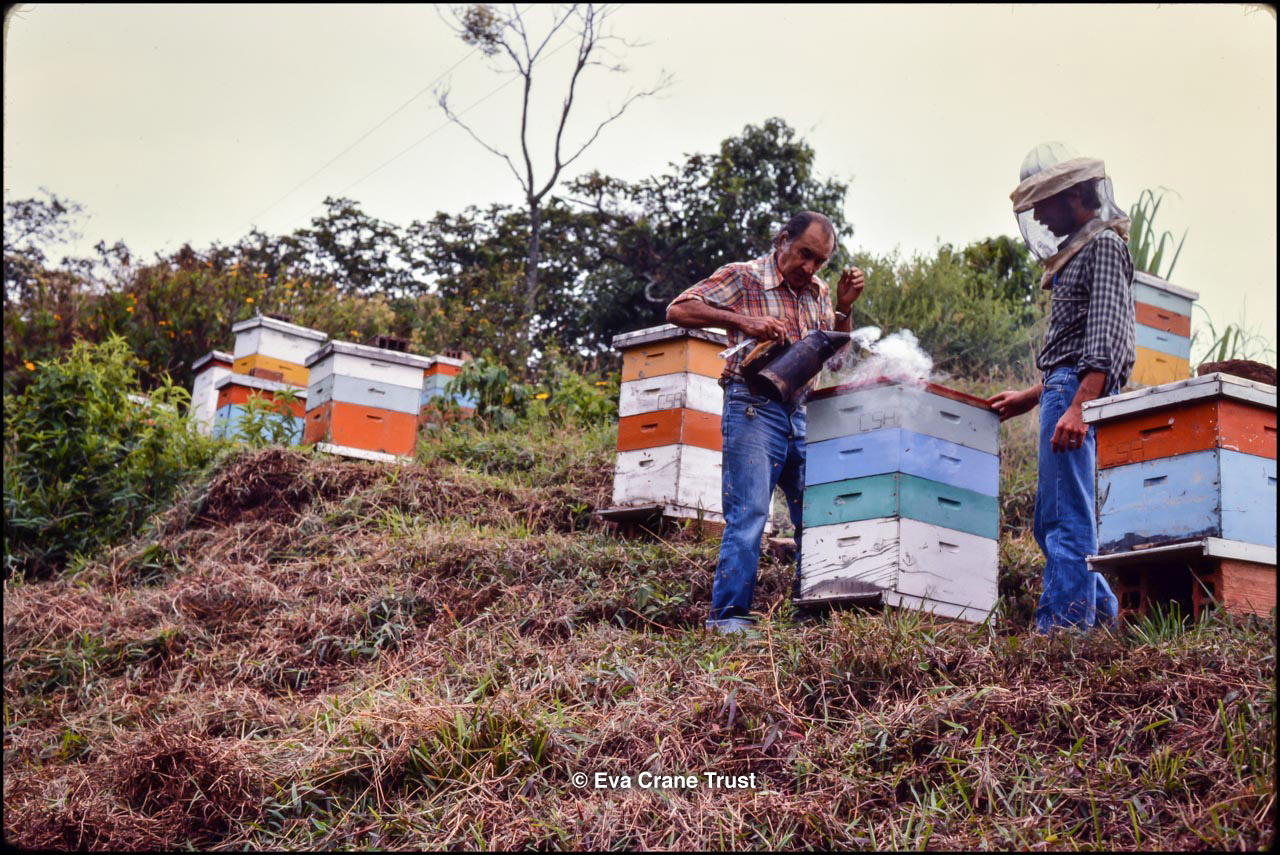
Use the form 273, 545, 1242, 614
755, 250, 821, 298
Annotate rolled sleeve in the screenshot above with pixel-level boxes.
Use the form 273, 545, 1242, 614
668, 263, 745, 313
1079, 236, 1135, 388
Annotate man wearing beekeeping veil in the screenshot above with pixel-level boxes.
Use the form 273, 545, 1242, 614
989, 143, 1135, 633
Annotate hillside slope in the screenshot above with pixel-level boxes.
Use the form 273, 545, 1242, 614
3, 424, 1275, 850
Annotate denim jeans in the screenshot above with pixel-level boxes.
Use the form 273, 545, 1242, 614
707, 384, 807, 626
1033, 366, 1119, 632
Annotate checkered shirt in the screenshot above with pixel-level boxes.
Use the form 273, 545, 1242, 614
670, 251, 836, 392
1037, 228, 1136, 394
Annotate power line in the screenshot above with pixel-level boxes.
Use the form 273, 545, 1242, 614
244, 47, 480, 230
241, 3, 541, 231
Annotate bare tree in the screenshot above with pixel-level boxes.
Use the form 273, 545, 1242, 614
435, 4, 672, 338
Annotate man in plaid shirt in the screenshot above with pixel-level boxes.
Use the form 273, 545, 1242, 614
990, 145, 1135, 632
667, 211, 865, 634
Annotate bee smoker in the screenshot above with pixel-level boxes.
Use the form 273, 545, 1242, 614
741, 329, 853, 403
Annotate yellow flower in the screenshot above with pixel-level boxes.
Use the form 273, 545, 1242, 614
535, 393, 549, 400
24, 361, 35, 371
350, 330, 358, 336
255, 272, 267, 279
245, 297, 255, 304
158, 320, 167, 326
126, 306, 134, 313
595, 381, 608, 386
54, 314, 62, 321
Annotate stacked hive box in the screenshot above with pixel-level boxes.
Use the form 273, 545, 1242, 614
608, 325, 728, 526
230, 316, 328, 387
1084, 373, 1276, 617
797, 378, 1001, 623
1131, 271, 1198, 388
420, 355, 477, 423
304, 341, 434, 460
212, 374, 307, 443
189, 350, 234, 435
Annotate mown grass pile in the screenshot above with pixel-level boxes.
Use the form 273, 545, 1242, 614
4, 419, 1275, 850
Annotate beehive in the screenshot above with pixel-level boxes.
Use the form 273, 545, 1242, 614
189, 350, 233, 435
230, 316, 328, 387
304, 341, 434, 459
605, 325, 728, 526
1083, 372, 1276, 555
212, 374, 307, 443
420, 355, 477, 421
1130, 271, 1197, 388
798, 378, 1001, 622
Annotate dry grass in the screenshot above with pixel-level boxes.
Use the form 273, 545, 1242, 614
3, 422, 1275, 850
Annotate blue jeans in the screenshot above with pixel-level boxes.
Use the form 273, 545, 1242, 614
1033, 366, 1119, 632
707, 384, 807, 625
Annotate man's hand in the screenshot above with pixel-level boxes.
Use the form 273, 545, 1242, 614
836, 266, 865, 310
1051, 403, 1087, 453
739, 315, 789, 342
988, 385, 1040, 422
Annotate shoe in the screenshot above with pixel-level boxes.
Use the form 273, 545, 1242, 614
705, 617, 755, 635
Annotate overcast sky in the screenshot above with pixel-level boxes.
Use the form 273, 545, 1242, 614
4, 4, 1276, 361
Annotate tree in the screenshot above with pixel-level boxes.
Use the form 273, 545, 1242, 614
3, 190, 86, 303
564, 118, 853, 348
435, 3, 671, 346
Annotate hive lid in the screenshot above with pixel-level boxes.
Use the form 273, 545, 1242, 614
611, 324, 729, 350
808, 376, 995, 411
230, 315, 328, 342
1082, 371, 1276, 424
214, 373, 307, 397
1133, 270, 1199, 301
305, 340, 436, 370
191, 350, 233, 372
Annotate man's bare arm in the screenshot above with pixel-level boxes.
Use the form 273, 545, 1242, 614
667, 299, 788, 342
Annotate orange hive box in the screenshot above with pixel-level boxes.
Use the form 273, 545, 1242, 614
303, 400, 419, 457
1135, 302, 1191, 338
617, 408, 722, 453
1096, 397, 1277, 469
617, 325, 727, 382
216, 381, 306, 417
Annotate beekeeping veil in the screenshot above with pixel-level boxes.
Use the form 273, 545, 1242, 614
1011, 142, 1129, 288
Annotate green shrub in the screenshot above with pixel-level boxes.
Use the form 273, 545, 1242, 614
846, 245, 1047, 379
3, 335, 221, 579
527, 351, 618, 426
235, 387, 303, 448
449, 356, 535, 428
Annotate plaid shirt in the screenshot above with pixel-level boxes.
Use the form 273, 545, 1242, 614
670, 251, 836, 393
1037, 228, 1136, 394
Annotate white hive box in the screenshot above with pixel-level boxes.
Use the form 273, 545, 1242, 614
801, 517, 998, 621
231, 316, 328, 386
189, 350, 234, 435
611, 444, 724, 524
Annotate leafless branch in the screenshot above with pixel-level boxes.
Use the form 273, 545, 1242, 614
434, 87, 528, 193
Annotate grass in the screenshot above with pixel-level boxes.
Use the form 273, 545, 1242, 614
3, 416, 1275, 850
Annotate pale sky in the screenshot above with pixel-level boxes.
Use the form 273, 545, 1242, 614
4, 4, 1276, 361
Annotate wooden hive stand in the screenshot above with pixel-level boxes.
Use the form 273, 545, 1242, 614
1088, 539, 1276, 622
